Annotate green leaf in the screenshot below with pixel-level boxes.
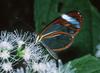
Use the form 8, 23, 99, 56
68, 55, 100, 73
34, 0, 60, 33
34, 0, 100, 57
90, 6, 100, 53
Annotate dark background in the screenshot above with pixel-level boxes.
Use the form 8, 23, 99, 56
0, 0, 100, 31
0, 0, 34, 31
91, 0, 100, 11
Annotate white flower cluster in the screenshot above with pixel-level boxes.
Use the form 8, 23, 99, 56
0, 31, 76, 73
14, 60, 76, 73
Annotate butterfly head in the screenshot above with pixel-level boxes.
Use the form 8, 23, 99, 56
36, 35, 43, 44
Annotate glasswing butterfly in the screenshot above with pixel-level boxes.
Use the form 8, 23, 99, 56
36, 11, 83, 59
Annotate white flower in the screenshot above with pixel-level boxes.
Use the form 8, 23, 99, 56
17, 40, 25, 48
0, 31, 15, 50
12, 30, 36, 46
0, 31, 17, 69
22, 48, 31, 61
0, 41, 13, 50
0, 50, 10, 59
45, 60, 58, 73
1, 62, 13, 72
95, 44, 100, 58
32, 62, 40, 72
96, 50, 100, 58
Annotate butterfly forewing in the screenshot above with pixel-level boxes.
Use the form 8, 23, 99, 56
41, 11, 82, 36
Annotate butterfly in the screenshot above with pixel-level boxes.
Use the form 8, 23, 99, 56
36, 11, 83, 59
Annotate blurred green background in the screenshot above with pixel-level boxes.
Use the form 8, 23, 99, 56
0, 0, 100, 62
